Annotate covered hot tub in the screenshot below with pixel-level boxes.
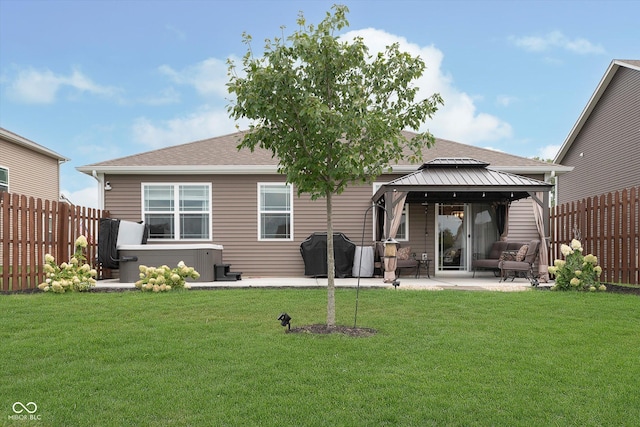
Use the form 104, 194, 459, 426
117, 244, 223, 283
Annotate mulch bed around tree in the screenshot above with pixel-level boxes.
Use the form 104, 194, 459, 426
286, 324, 377, 337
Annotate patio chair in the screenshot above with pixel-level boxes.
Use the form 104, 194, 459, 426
472, 240, 531, 277
498, 240, 540, 284
375, 242, 419, 278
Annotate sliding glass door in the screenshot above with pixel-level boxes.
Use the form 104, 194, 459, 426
437, 203, 467, 272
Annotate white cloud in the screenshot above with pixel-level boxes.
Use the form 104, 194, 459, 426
496, 95, 517, 107
342, 28, 513, 144
132, 107, 245, 148
138, 87, 181, 106
509, 31, 605, 55
61, 186, 100, 210
159, 57, 233, 98
140, 29, 512, 148
539, 144, 561, 161
427, 93, 513, 143
8, 67, 120, 104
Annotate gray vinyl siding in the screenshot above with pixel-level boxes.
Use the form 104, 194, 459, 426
405, 202, 435, 276
104, 173, 380, 276
557, 67, 640, 205
104, 172, 545, 277
0, 139, 60, 201
506, 199, 539, 241
505, 173, 545, 241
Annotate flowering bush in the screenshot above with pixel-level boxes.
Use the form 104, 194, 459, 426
38, 235, 98, 293
548, 239, 605, 292
135, 261, 200, 292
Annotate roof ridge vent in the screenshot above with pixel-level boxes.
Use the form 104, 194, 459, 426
419, 158, 489, 169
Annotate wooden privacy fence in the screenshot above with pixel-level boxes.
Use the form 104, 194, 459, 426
1, 191, 109, 292
550, 186, 639, 285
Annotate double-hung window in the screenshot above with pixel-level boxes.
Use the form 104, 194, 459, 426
143, 183, 211, 240
258, 183, 293, 240
0, 167, 8, 192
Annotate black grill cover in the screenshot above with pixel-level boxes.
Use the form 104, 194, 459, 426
300, 232, 356, 278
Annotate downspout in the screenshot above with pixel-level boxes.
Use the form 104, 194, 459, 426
548, 170, 555, 245
550, 170, 556, 207
58, 157, 68, 202
91, 170, 105, 211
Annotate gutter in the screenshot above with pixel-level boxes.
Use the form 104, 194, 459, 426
76, 165, 281, 175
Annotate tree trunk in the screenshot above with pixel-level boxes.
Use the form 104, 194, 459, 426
326, 191, 336, 327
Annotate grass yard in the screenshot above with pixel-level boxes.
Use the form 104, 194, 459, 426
1, 288, 639, 426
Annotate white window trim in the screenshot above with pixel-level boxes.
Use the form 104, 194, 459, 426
141, 182, 212, 241
0, 166, 8, 192
257, 182, 294, 241
373, 183, 408, 241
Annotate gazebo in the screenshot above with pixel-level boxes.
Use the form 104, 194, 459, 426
372, 158, 553, 279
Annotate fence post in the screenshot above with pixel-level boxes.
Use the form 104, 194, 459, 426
58, 202, 70, 262
1, 192, 10, 291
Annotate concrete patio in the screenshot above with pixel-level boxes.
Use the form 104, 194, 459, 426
95, 271, 546, 292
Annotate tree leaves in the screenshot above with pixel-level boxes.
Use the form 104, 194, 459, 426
227, 4, 444, 325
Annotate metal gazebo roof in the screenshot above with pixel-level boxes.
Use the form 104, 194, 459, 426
372, 158, 553, 204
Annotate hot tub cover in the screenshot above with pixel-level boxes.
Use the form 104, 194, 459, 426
98, 218, 149, 269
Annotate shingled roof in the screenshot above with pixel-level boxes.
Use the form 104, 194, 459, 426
77, 130, 567, 175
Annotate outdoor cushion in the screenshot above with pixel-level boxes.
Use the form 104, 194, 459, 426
515, 245, 529, 262
397, 247, 411, 260
472, 240, 532, 277
499, 251, 517, 261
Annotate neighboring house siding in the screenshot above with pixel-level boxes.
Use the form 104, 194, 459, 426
558, 67, 640, 205
0, 139, 60, 201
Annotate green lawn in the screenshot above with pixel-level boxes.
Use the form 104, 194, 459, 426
2, 289, 639, 426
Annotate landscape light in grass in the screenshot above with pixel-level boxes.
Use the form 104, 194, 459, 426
278, 313, 291, 330
393, 280, 400, 289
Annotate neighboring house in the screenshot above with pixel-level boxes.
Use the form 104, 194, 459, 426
78, 131, 569, 278
0, 127, 68, 201
554, 59, 640, 205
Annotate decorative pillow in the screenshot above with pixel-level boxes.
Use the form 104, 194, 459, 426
397, 247, 411, 260
515, 245, 529, 262
499, 251, 516, 261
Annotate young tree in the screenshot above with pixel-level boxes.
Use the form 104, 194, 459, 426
227, 5, 443, 327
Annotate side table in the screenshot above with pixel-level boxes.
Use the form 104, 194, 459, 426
418, 259, 432, 278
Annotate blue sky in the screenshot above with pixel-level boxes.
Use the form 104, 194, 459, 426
1, 0, 638, 208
